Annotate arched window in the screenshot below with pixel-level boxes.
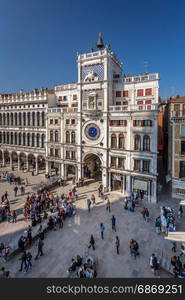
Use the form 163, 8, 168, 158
27, 112, 30, 126
41, 112, 45, 127
32, 112, 35, 126
41, 134, 45, 148
66, 131, 70, 143
23, 133, 26, 146
134, 135, 141, 150
50, 130, 53, 142
10, 132, 13, 144
36, 134, 40, 147
3, 113, 6, 125
119, 134, 125, 149
55, 130, 59, 142
7, 113, 10, 126
32, 133, 35, 147
27, 133, 30, 146
37, 112, 40, 126
0, 132, 2, 143
23, 112, 26, 126
0, 114, 2, 125
14, 132, 17, 145
143, 135, 150, 151
19, 132, 22, 145
7, 132, 9, 144
3, 132, 5, 143
19, 112, 22, 126
15, 113, 17, 126
111, 134, 117, 148
11, 113, 13, 126
71, 131, 75, 144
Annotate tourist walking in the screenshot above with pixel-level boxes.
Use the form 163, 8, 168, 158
171, 241, 177, 253
26, 252, 32, 272
88, 235, 95, 250
14, 186, 18, 197
35, 238, 44, 260
106, 199, 111, 212
27, 225, 32, 246
178, 205, 183, 218
145, 208, 149, 222
12, 210, 17, 223
150, 253, 159, 277
91, 194, 96, 205
19, 251, 27, 272
99, 223, 105, 240
115, 236, 120, 254
111, 215, 116, 232
87, 199, 91, 213
155, 217, 161, 234
129, 239, 139, 259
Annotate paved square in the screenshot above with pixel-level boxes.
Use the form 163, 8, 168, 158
0, 168, 185, 277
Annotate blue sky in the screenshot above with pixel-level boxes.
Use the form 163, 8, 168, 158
0, 0, 185, 99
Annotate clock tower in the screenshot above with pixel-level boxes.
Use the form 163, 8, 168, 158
76, 34, 122, 190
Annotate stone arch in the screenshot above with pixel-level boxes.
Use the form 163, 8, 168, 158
83, 152, 103, 180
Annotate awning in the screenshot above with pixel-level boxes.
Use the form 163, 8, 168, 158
164, 232, 185, 242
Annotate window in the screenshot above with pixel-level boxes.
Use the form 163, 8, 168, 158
66, 119, 70, 125
116, 91, 121, 97
137, 89, 144, 97
73, 95, 77, 100
66, 151, 70, 159
71, 132, 75, 144
143, 135, 150, 151
32, 133, 35, 147
181, 125, 185, 137
0, 132, 2, 143
55, 149, 59, 157
145, 100, 152, 104
111, 134, 117, 148
118, 157, 125, 169
18, 133, 21, 145
116, 102, 121, 106
50, 148, 54, 156
27, 133, 30, 146
41, 134, 45, 148
181, 141, 185, 155
144, 120, 152, 126
123, 90, 128, 97
71, 119, 75, 125
183, 104, 185, 116
50, 119, 53, 124
42, 112, 45, 126
23, 133, 26, 146
71, 151, 76, 160
36, 134, 40, 147
145, 88, 152, 96
119, 134, 125, 149
55, 119, 58, 125
66, 131, 70, 143
50, 130, 53, 142
32, 112, 35, 126
37, 111, 40, 126
116, 120, 120, 126
143, 160, 150, 172
174, 104, 180, 116
111, 157, 117, 167
98, 102, 102, 107
180, 161, 185, 178
137, 101, 143, 105
27, 112, 30, 126
55, 131, 59, 142
134, 135, 141, 150
134, 160, 141, 171
63, 96, 67, 101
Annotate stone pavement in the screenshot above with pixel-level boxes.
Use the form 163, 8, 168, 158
0, 167, 185, 278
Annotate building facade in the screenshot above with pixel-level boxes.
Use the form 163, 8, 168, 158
0, 35, 159, 202
167, 96, 185, 199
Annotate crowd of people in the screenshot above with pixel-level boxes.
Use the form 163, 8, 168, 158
154, 206, 178, 235
67, 254, 97, 278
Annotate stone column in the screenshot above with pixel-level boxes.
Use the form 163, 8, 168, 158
26, 154, 29, 171
35, 155, 38, 175
127, 175, 131, 196
18, 153, 21, 171
10, 152, 13, 170
2, 151, 5, 167
151, 179, 157, 203
46, 160, 49, 174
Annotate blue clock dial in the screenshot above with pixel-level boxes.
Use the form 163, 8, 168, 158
88, 127, 97, 137
85, 123, 100, 140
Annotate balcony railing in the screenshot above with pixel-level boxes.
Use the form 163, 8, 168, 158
113, 73, 159, 84
109, 104, 158, 112
171, 110, 185, 118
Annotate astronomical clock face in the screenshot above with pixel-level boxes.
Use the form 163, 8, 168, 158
85, 123, 100, 140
